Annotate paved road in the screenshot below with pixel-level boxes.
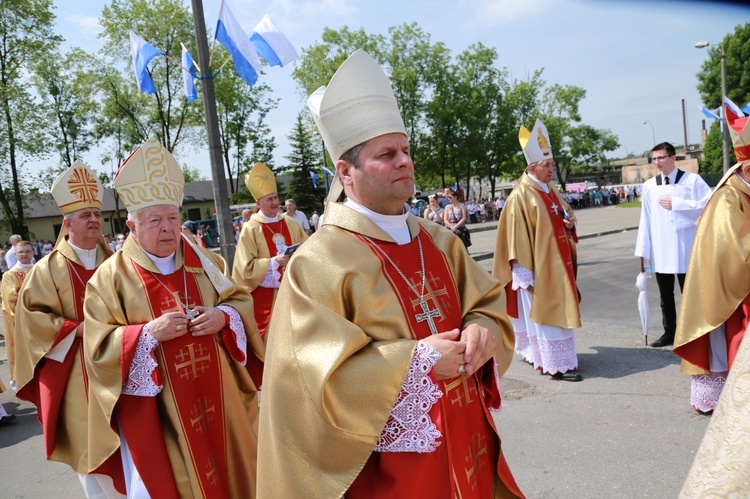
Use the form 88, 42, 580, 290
0, 205, 706, 498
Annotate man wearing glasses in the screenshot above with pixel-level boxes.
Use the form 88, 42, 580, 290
634, 142, 710, 348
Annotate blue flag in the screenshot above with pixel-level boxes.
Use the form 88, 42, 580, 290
310, 171, 318, 189
697, 105, 720, 120
250, 15, 298, 67
742, 103, 750, 115
181, 44, 198, 103
216, 0, 262, 87
129, 30, 163, 94
322, 166, 334, 176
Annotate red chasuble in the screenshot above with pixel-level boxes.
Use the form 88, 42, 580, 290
348, 227, 523, 498
17, 260, 125, 492
116, 243, 243, 498
253, 219, 293, 337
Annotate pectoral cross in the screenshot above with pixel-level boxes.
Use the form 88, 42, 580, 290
550, 202, 559, 216
415, 299, 441, 335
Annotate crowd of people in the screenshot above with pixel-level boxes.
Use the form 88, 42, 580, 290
0, 49, 749, 498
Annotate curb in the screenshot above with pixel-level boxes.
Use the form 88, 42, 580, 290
470, 225, 640, 263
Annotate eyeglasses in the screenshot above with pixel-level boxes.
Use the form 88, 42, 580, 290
652, 155, 672, 162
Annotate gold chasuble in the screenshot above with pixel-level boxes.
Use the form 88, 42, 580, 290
1, 264, 32, 383
14, 239, 114, 475
493, 173, 581, 329
84, 236, 264, 498
674, 173, 750, 375
257, 202, 522, 498
232, 213, 307, 337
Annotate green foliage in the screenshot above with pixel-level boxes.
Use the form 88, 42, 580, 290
282, 112, 325, 217
97, 0, 203, 155
292, 25, 619, 199
0, 0, 60, 235
696, 23, 750, 109
182, 163, 204, 182
214, 62, 279, 193
700, 121, 735, 173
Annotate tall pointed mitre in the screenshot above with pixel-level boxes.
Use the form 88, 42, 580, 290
245, 162, 277, 201
114, 138, 184, 212
519, 118, 553, 165
726, 104, 750, 162
307, 49, 407, 206
51, 160, 103, 215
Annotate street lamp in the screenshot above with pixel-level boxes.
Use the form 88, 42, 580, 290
696, 40, 730, 173
642, 120, 655, 147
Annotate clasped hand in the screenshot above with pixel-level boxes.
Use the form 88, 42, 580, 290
147, 307, 227, 342
422, 324, 497, 380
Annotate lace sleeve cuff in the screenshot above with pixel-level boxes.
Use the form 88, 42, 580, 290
375, 341, 443, 453
217, 305, 247, 365
511, 260, 534, 290
259, 258, 281, 289
121, 324, 162, 397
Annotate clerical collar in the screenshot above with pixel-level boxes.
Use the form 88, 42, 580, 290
528, 172, 550, 193
143, 249, 176, 275
16, 262, 34, 268
662, 169, 677, 184
344, 199, 411, 245
736, 170, 750, 189
258, 211, 280, 223
68, 241, 98, 271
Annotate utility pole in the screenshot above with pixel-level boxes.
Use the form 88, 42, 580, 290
190, 0, 236, 267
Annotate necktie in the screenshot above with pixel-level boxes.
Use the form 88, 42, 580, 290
664, 176, 670, 185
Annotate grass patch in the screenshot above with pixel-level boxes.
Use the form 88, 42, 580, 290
615, 202, 641, 208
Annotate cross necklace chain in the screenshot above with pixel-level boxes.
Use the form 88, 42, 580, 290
363, 234, 442, 335
151, 266, 200, 320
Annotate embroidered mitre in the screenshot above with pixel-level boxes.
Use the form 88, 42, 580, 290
114, 138, 184, 212
51, 160, 103, 215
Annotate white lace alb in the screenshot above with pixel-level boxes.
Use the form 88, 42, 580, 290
691, 373, 727, 413
218, 305, 247, 365
375, 341, 443, 453
511, 261, 534, 290
259, 258, 282, 288
122, 325, 161, 397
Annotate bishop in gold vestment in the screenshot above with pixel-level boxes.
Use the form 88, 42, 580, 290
493, 120, 581, 381
674, 105, 750, 413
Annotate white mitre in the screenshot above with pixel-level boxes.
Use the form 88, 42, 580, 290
114, 138, 184, 212
519, 118, 553, 165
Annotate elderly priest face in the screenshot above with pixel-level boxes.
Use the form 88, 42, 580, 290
126, 204, 183, 258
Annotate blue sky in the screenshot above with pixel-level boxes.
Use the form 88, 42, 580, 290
52, 0, 749, 180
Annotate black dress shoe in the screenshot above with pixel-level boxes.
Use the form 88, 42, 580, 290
650, 334, 674, 348
551, 370, 583, 382
0, 414, 17, 426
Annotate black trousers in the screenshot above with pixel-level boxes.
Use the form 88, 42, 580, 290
655, 272, 686, 338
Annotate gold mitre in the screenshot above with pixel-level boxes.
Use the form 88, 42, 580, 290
51, 160, 103, 215
245, 162, 277, 201
307, 49, 407, 162
114, 138, 184, 212
726, 104, 750, 162
519, 118, 553, 165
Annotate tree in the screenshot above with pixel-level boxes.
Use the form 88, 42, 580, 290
282, 112, 324, 217
701, 121, 730, 173
32, 47, 99, 169
214, 60, 279, 194
696, 23, 750, 110
0, 0, 60, 236
97, 0, 203, 154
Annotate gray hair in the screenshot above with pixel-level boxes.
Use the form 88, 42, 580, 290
339, 142, 366, 169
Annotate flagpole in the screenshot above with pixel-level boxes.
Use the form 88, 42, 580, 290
191, 0, 236, 267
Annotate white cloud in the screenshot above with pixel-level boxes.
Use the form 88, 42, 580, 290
65, 15, 102, 36
461, 0, 557, 26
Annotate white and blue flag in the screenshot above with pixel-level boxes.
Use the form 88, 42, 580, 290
129, 30, 163, 94
250, 15, 298, 67
697, 105, 720, 120
216, 0, 262, 87
181, 43, 199, 102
